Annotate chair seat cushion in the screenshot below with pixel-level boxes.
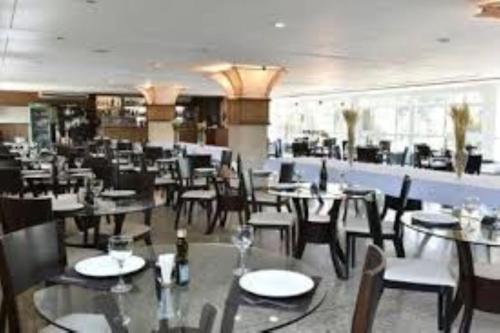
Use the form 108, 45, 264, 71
345, 221, 395, 235
385, 258, 456, 287
475, 263, 500, 281
308, 214, 330, 223
40, 313, 112, 333
252, 191, 278, 204
155, 176, 176, 186
248, 212, 295, 227
182, 190, 216, 200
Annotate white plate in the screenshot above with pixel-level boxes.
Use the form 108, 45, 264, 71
75, 255, 146, 278
269, 183, 301, 191
68, 168, 92, 174
52, 194, 83, 212
101, 190, 136, 198
239, 270, 315, 298
412, 211, 459, 226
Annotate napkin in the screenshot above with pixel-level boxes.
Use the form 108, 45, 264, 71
158, 253, 175, 285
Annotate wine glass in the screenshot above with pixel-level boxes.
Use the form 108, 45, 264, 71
90, 178, 104, 197
463, 196, 480, 216
74, 157, 84, 169
463, 196, 480, 231
231, 225, 254, 276
109, 235, 133, 293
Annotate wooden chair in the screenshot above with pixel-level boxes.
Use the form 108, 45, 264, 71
104, 171, 155, 244
248, 168, 291, 213
174, 159, 216, 233
245, 171, 296, 256
351, 244, 386, 333
0, 221, 66, 332
345, 175, 412, 276
209, 174, 248, 234
365, 192, 455, 332
0, 196, 53, 234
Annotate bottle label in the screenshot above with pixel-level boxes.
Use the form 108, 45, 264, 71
178, 264, 190, 284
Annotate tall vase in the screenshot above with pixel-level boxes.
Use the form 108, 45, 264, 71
174, 129, 179, 144
454, 149, 467, 179
347, 127, 355, 166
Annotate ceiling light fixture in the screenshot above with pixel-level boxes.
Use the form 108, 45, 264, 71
436, 37, 450, 44
92, 49, 110, 54
274, 22, 286, 29
56, 36, 64, 41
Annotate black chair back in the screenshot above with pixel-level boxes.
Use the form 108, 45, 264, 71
381, 175, 412, 236
357, 147, 380, 163
188, 154, 212, 170
365, 192, 384, 249
379, 140, 391, 153
0, 196, 53, 234
0, 159, 20, 168
351, 244, 386, 333
220, 150, 232, 168
465, 154, 482, 175
144, 146, 164, 163
117, 140, 133, 151
116, 171, 155, 198
0, 221, 66, 332
0, 168, 23, 196
278, 162, 295, 183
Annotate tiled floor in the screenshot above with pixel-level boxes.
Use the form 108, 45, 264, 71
65, 201, 500, 332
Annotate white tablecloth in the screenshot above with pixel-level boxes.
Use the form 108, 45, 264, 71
150, 141, 230, 163
264, 158, 500, 207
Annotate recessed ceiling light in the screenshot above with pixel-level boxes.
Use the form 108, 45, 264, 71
436, 37, 451, 44
56, 36, 64, 41
86, 0, 97, 4
274, 21, 286, 29
92, 49, 110, 54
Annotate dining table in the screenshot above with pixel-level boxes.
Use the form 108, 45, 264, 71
401, 209, 500, 329
267, 182, 347, 279
52, 191, 166, 248
33, 243, 327, 332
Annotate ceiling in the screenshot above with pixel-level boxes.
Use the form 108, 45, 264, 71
1, 0, 500, 97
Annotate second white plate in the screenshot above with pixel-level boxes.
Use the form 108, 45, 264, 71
239, 269, 314, 298
74, 255, 146, 278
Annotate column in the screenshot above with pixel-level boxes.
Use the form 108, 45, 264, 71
207, 64, 285, 168
139, 85, 184, 144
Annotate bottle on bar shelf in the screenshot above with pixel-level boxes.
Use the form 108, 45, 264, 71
319, 159, 328, 192
175, 229, 190, 286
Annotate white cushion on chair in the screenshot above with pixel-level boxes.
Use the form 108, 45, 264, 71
248, 212, 295, 227
40, 313, 112, 333
252, 191, 278, 204
345, 221, 395, 235
182, 190, 216, 200
308, 214, 330, 223
475, 263, 500, 280
385, 258, 456, 287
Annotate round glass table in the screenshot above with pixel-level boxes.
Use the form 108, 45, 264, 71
54, 192, 166, 248
401, 209, 500, 330
34, 244, 327, 332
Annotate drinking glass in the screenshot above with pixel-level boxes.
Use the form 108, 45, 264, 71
463, 196, 480, 231
90, 178, 104, 197
109, 235, 133, 293
231, 225, 254, 276
74, 157, 84, 169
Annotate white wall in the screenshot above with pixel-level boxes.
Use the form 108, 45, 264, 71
0, 106, 30, 123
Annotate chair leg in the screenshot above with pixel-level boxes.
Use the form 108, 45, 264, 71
174, 199, 184, 230
284, 228, 290, 256
438, 291, 444, 331
187, 201, 195, 225
204, 201, 213, 234
329, 240, 347, 280
351, 237, 356, 268
285, 201, 292, 213
343, 200, 349, 222
394, 237, 406, 258
443, 287, 453, 333
237, 211, 244, 225
346, 234, 352, 278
